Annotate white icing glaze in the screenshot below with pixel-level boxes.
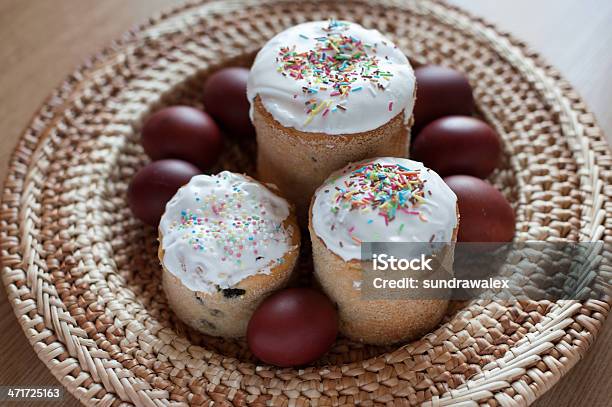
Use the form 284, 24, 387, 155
159, 172, 293, 293
247, 20, 415, 134
312, 158, 457, 261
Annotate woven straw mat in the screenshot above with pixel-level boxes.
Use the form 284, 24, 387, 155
1, 0, 610, 406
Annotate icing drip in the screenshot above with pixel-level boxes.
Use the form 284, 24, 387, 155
160, 172, 292, 293
312, 158, 458, 261
247, 20, 415, 134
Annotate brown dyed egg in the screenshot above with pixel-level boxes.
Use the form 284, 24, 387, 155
414, 65, 474, 133
203, 67, 255, 138
247, 288, 338, 367
142, 106, 222, 171
412, 116, 501, 179
444, 175, 515, 242
128, 159, 201, 226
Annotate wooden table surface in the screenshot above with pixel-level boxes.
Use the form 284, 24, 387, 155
0, 1, 610, 406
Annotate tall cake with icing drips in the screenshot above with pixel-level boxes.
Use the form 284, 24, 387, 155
308, 157, 458, 345
248, 20, 416, 224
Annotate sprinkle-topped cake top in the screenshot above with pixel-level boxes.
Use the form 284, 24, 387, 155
159, 172, 293, 293
247, 20, 416, 134
312, 158, 458, 261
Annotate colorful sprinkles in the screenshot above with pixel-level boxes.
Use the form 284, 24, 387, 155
167, 174, 288, 268
331, 162, 428, 226
276, 20, 396, 125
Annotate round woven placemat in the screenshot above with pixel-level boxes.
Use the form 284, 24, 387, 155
1, 0, 611, 406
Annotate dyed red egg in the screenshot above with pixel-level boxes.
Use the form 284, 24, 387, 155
444, 175, 515, 242
203, 67, 255, 138
142, 106, 222, 171
413, 65, 474, 133
128, 159, 200, 226
412, 116, 501, 179
247, 288, 338, 367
